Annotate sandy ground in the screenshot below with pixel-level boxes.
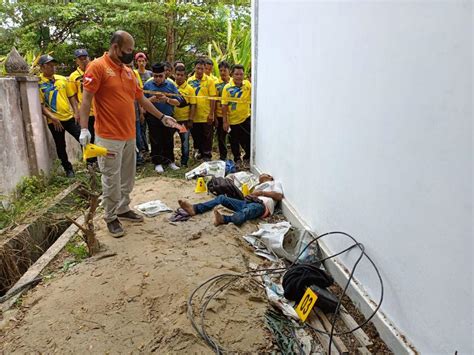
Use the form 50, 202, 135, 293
0, 177, 272, 354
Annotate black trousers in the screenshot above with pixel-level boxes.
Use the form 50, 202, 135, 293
47, 117, 81, 172
147, 114, 175, 165
215, 117, 228, 161
229, 116, 251, 162
191, 122, 213, 160
88, 115, 96, 144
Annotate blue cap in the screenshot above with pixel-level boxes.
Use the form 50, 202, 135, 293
38, 55, 56, 65
74, 49, 89, 58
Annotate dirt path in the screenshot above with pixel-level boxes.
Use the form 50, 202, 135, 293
1, 177, 271, 353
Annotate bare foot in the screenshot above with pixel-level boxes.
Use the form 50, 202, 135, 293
178, 199, 196, 216
213, 209, 225, 226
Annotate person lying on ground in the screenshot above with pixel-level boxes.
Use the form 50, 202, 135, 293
178, 173, 283, 226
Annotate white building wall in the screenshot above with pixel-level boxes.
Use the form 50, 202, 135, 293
253, 0, 472, 353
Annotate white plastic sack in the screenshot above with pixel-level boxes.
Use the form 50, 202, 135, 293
227, 171, 260, 190
134, 200, 172, 217
185, 160, 226, 180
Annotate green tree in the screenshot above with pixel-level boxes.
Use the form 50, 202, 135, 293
0, 0, 250, 74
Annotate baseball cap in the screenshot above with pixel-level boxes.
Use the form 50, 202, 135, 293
74, 49, 89, 58
38, 55, 57, 65
135, 52, 147, 61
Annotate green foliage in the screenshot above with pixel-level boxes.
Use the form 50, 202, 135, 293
0, 0, 251, 74
207, 4, 251, 74
65, 238, 89, 261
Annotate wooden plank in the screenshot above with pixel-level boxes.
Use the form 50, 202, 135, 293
318, 312, 349, 354
357, 346, 372, 355
307, 312, 340, 355
1, 216, 83, 312
338, 305, 373, 347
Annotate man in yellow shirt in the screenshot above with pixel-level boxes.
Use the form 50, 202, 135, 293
187, 58, 217, 161
38, 54, 81, 177
204, 57, 218, 82
174, 65, 196, 167
69, 49, 95, 147
214, 60, 231, 161
222, 64, 252, 166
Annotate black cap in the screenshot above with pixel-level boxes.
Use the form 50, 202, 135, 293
152, 62, 165, 74
38, 55, 57, 65
74, 49, 88, 58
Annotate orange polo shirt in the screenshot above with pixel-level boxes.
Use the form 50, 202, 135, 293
83, 52, 143, 140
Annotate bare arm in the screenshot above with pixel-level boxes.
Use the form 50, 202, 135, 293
69, 95, 80, 122
137, 95, 164, 119
166, 97, 180, 106
208, 100, 216, 124
42, 106, 63, 131
80, 90, 94, 129
189, 104, 196, 122
222, 104, 229, 131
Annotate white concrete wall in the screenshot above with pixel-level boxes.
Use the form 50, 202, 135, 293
0, 78, 32, 196
253, 0, 472, 353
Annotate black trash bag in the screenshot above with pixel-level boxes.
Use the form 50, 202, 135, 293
282, 264, 334, 303
207, 176, 244, 200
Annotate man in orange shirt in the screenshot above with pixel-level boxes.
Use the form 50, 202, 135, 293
79, 30, 178, 238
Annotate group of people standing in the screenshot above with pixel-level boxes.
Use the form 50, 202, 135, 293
37, 30, 252, 237
136, 54, 252, 173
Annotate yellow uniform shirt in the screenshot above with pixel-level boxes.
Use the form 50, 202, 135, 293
174, 81, 197, 122
39, 73, 74, 121
214, 78, 230, 118
133, 69, 144, 88
69, 67, 94, 117
222, 80, 252, 125
187, 73, 217, 123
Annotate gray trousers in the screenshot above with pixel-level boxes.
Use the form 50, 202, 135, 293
96, 135, 136, 223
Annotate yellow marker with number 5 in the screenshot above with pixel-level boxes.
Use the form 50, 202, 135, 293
295, 288, 318, 322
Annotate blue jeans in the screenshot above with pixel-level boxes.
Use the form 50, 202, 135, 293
193, 195, 265, 226
179, 131, 190, 166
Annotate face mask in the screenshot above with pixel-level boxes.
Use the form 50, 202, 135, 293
118, 47, 134, 64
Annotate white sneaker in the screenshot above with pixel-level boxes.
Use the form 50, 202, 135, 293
168, 162, 180, 171
155, 164, 164, 173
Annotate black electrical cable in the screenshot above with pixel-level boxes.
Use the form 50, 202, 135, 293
187, 231, 384, 354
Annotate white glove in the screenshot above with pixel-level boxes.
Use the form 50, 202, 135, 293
79, 128, 91, 146
161, 115, 179, 128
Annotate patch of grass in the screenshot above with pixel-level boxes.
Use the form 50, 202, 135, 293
0, 160, 92, 231
65, 238, 89, 261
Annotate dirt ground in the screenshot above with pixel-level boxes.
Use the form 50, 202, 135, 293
0, 177, 272, 353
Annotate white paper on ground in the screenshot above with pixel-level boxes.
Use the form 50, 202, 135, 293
185, 160, 226, 180
134, 200, 172, 217
227, 171, 260, 190
262, 274, 299, 320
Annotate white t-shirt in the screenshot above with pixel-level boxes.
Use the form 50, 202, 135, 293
253, 180, 283, 215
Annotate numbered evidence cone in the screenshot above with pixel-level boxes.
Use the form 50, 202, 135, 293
194, 177, 207, 193
241, 183, 250, 197
83, 143, 108, 162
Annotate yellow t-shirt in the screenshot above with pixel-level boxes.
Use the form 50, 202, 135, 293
174, 81, 197, 122
68, 67, 94, 116
39, 73, 74, 121
133, 69, 144, 88
187, 74, 217, 123
214, 78, 230, 118
222, 80, 252, 125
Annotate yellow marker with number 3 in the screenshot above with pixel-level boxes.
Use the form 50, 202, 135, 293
295, 288, 318, 322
